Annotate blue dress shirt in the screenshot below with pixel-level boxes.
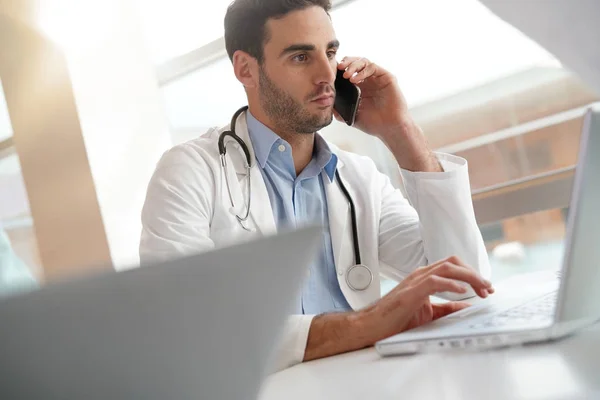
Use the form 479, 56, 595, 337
246, 112, 352, 315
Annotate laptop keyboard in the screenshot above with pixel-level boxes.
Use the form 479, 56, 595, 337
468, 291, 558, 330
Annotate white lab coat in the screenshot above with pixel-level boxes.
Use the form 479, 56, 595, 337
140, 111, 491, 371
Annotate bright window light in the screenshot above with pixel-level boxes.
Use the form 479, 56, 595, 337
162, 58, 245, 131
160, 0, 563, 133
0, 80, 12, 142
36, 0, 118, 54
333, 0, 560, 107
134, 0, 233, 64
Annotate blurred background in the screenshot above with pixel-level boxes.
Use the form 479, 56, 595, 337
0, 0, 596, 295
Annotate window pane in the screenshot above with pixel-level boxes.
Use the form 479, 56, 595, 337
457, 116, 583, 190
334, 0, 558, 106
0, 81, 40, 296
162, 58, 246, 143
134, 0, 233, 64
485, 208, 566, 282
0, 79, 12, 141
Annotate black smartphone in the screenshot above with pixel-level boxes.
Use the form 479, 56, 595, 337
334, 68, 361, 126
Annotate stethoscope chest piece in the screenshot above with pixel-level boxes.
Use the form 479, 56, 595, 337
346, 264, 373, 291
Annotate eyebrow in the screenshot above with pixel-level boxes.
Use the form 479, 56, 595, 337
279, 40, 340, 58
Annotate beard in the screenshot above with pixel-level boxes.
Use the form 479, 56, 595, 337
258, 66, 334, 134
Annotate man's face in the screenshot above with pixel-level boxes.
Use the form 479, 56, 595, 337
258, 6, 338, 134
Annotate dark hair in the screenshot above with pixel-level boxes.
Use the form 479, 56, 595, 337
224, 0, 332, 64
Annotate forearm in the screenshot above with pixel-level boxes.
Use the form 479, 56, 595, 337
303, 309, 376, 362
381, 118, 442, 173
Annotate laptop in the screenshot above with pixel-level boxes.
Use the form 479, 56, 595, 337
376, 106, 600, 356
0, 226, 321, 399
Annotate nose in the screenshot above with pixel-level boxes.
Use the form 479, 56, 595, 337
313, 53, 336, 88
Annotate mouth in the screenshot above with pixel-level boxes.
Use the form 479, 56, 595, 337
311, 94, 335, 107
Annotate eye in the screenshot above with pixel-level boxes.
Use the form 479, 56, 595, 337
293, 54, 308, 62
327, 50, 337, 59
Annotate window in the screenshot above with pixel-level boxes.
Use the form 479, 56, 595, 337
333, 0, 559, 107
157, 0, 595, 159
485, 208, 566, 282
134, 0, 234, 64
455, 115, 584, 190
0, 80, 40, 295
0, 79, 11, 142
382, 208, 567, 296
162, 58, 246, 143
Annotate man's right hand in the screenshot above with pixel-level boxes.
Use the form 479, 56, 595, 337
303, 256, 494, 362
358, 256, 494, 344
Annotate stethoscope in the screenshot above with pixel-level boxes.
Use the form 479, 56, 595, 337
218, 106, 373, 292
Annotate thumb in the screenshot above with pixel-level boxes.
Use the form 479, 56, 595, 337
432, 302, 470, 320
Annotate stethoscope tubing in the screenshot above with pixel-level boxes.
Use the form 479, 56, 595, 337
218, 106, 372, 290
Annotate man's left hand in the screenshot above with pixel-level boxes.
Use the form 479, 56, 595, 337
336, 56, 409, 139
336, 57, 442, 172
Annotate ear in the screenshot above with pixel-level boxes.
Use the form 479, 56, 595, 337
232, 50, 259, 89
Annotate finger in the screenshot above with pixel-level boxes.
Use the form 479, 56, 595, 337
431, 302, 471, 320
413, 262, 493, 298
350, 63, 377, 83
413, 256, 488, 284
402, 256, 477, 287
412, 275, 469, 301
405, 257, 459, 282
337, 56, 361, 70
343, 58, 370, 79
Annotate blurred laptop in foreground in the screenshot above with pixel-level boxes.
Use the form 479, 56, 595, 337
0, 226, 321, 400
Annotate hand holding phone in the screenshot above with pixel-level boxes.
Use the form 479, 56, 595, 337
334, 68, 361, 126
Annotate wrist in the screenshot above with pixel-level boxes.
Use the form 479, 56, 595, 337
350, 306, 380, 348
380, 119, 442, 173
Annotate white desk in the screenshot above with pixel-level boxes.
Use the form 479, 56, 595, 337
259, 273, 600, 400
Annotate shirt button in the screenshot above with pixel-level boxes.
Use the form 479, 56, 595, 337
278, 144, 286, 152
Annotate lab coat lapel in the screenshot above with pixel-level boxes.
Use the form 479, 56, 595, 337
325, 159, 353, 276
229, 113, 277, 236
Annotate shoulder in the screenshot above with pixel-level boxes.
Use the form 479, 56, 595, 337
327, 140, 381, 176
155, 126, 225, 172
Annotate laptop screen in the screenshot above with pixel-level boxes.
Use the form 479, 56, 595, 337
556, 106, 600, 324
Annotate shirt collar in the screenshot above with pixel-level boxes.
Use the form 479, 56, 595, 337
246, 111, 338, 180
314, 134, 338, 182
246, 111, 281, 169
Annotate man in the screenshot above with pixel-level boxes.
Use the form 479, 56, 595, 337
140, 0, 494, 371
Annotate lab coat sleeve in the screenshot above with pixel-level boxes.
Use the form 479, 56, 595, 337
140, 145, 216, 264
378, 152, 491, 299
269, 315, 315, 372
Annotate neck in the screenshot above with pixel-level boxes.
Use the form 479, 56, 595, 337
282, 133, 315, 176
249, 106, 315, 176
